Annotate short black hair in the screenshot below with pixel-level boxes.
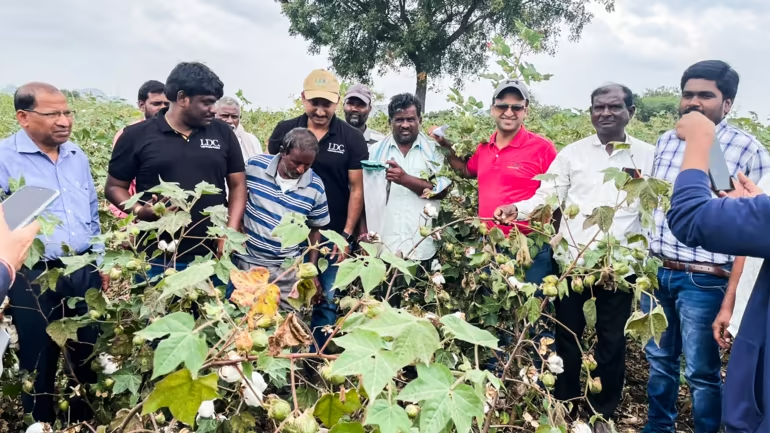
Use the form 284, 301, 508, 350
138, 80, 165, 102
281, 128, 319, 155
590, 83, 634, 108
680, 60, 739, 101
388, 93, 422, 120
164, 62, 224, 102
13, 82, 61, 111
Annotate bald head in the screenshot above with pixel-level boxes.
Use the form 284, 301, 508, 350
14, 82, 63, 112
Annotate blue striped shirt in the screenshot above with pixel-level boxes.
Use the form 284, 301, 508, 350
243, 154, 330, 265
0, 130, 103, 261
650, 119, 770, 264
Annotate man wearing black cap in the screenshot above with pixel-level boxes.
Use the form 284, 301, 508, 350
343, 83, 385, 145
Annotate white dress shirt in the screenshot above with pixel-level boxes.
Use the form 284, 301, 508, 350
515, 134, 655, 263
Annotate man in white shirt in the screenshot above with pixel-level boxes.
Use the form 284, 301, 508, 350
365, 93, 451, 297
494, 84, 654, 430
215, 96, 263, 161
343, 83, 386, 146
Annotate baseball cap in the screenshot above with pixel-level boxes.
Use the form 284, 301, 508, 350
492, 79, 530, 102
303, 69, 341, 103
345, 83, 373, 105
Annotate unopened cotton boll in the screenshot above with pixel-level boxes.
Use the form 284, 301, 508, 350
241, 372, 268, 407
197, 400, 216, 419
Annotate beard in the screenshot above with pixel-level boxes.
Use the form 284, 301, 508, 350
681, 106, 722, 124
345, 112, 366, 127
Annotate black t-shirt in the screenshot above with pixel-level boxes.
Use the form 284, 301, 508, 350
268, 115, 368, 233
109, 108, 245, 260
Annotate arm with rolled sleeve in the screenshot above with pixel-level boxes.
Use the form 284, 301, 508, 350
515, 151, 571, 216
667, 169, 770, 259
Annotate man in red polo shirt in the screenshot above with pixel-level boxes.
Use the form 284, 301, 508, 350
432, 79, 557, 284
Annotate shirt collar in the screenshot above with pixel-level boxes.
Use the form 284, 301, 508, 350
15, 129, 77, 157
590, 132, 630, 147
488, 126, 527, 148
266, 154, 313, 188
156, 107, 202, 136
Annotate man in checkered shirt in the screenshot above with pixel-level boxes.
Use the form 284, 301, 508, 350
642, 60, 770, 433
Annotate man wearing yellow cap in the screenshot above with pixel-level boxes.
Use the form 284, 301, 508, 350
268, 69, 368, 352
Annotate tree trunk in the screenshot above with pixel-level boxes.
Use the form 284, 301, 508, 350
415, 70, 428, 111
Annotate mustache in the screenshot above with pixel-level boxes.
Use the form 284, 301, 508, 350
683, 106, 703, 115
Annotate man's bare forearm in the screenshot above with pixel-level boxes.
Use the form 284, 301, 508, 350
226, 173, 247, 230
344, 179, 364, 235
105, 176, 133, 211
721, 256, 746, 312
308, 229, 321, 265
399, 175, 434, 196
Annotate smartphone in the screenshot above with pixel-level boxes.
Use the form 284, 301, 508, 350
1, 186, 60, 230
708, 136, 735, 193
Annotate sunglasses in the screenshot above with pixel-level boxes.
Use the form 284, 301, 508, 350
493, 103, 526, 113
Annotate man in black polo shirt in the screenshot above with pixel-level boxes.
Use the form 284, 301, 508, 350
106, 62, 246, 279
268, 69, 368, 351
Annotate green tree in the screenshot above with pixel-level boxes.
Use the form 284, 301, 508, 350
635, 86, 680, 122
277, 0, 615, 106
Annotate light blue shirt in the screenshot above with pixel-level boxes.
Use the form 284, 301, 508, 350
0, 130, 103, 261
368, 132, 451, 260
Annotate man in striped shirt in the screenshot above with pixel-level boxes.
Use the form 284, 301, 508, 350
643, 60, 770, 433
230, 128, 330, 310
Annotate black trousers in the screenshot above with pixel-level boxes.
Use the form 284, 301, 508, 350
553, 276, 634, 419
9, 260, 102, 423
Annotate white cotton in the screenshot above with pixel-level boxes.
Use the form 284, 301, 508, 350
465, 247, 476, 258
98, 353, 118, 375
1, 318, 19, 350
26, 423, 52, 433
431, 259, 442, 272
424, 313, 438, 321
519, 366, 539, 385
571, 422, 592, 433
218, 365, 241, 383
507, 276, 523, 289
166, 240, 178, 252
452, 312, 465, 321
197, 400, 216, 418
547, 355, 564, 375
158, 240, 168, 251
431, 273, 445, 286
242, 372, 268, 407
423, 203, 439, 218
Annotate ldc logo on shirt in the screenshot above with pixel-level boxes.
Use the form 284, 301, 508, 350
200, 139, 220, 150
328, 142, 345, 154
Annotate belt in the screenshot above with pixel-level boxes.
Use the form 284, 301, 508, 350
661, 259, 730, 279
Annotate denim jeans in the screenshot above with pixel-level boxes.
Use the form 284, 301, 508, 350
309, 250, 341, 353
641, 267, 728, 433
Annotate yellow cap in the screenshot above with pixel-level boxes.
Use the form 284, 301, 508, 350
303, 69, 340, 103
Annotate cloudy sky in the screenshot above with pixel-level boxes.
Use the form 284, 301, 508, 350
4, 0, 769, 119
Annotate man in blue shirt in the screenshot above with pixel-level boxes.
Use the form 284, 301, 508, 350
667, 110, 770, 433
0, 83, 105, 423
644, 61, 770, 432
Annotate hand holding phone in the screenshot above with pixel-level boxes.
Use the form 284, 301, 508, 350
708, 136, 734, 193
1, 186, 59, 230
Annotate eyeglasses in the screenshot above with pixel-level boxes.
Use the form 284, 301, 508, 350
23, 109, 75, 119
493, 103, 526, 113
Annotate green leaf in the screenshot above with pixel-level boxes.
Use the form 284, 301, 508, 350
34, 267, 61, 294
601, 167, 630, 190
533, 173, 558, 182
330, 422, 365, 433
229, 412, 256, 433
582, 206, 615, 232
195, 181, 222, 197
24, 238, 45, 269
201, 204, 228, 228
147, 178, 190, 204
360, 258, 387, 293
331, 329, 401, 398
46, 319, 85, 347
159, 261, 215, 301
624, 305, 669, 346
120, 191, 145, 212
626, 233, 649, 249
112, 371, 142, 395
365, 399, 413, 433
257, 355, 291, 387
439, 315, 498, 349
380, 250, 415, 281
333, 259, 361, 289
488, 227, 506, 245
272, 213, 311, 247
391, 319, 441, 365
314, 389, 362, 427
583, 297, 597, 328
59, 253, 99, 275
288, 279, 318, 309
135, 312, 208, 379
85, 288, 109, 315
451, 384, 485, 433
141, 369, 219, 426
398, 363, 453, 403
318, 257, 329, 273
320, 229, 349, 251
155, 211, 193, 236
359, 242, 379, 257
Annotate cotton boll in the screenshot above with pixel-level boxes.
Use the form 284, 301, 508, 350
241, 372, 268, 407
547, 354, 564, 375
431, 259, 442, 272
26, 423, 52, 433
158, 240, 168, 251
218, 365, 241, 383
197, 400, 216, 419
98, 353, 119, 375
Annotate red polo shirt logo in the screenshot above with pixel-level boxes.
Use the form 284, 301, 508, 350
467, 127, 557, 235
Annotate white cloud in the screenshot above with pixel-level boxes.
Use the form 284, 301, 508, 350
2, 0, 769, 120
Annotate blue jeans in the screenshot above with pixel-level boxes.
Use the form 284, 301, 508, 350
309, 251, 341, 353
641, 267, 728, 433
